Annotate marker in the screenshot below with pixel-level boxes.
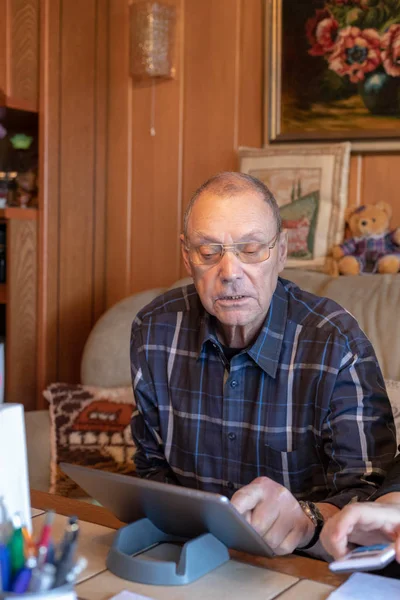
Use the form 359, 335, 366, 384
8, 514, 25, 576
0, 543, 10, 592
11, 567, 32, 593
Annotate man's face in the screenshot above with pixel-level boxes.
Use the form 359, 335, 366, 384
181, 191, 287, 346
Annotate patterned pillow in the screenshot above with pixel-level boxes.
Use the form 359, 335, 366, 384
44, 383, 137, 498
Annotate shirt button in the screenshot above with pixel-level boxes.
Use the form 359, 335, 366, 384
228, 432, 236, 441
230, 380, 238, 388
227, 481, 234, 490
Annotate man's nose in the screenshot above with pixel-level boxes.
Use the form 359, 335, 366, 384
218, 249, 243, 281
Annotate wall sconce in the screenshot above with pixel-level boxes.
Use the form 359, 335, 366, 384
129, 1, 177, 80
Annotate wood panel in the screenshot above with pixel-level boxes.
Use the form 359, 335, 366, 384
129, 0, 183, 293
6, 218, 37, 408
37, 0, 61, 405
0, 0, 6, 92
361, 154, 400, 229
7, 0, 39, 109
106, 0, 264, 292
106, 0, 131, 307
182, 0, 240, 195
58, 0, 96, 382
238, 0, 263, 149
38, 0, 108, 401
92, 0, 108, 323
179, 0, 241, 277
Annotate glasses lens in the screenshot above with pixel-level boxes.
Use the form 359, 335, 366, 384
191, 244, 222, 265
237, 242, 271, 264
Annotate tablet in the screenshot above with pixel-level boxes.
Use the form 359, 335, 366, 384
60, 463, 274, 558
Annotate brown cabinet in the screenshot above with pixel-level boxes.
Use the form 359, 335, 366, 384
0, 0, 40, 111
2, 209, 38, 409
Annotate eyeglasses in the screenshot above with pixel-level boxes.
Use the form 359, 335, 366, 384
185, 234, 279, 266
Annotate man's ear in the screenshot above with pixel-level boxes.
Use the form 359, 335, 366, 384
180, 234, 193, 276
277, 230, 288, 273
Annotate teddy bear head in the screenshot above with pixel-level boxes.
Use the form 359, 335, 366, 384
345, 202, 392, 238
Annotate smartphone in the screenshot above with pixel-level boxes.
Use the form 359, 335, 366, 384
329, 543, 396, 573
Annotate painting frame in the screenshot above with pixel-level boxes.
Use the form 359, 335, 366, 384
239, 143, 350, 269
264, 0, 400, 152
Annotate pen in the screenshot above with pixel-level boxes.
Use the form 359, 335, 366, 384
54, 516, 79, 587
10, 557, 35, 594
29, 562, 56, 593
22, 526, 36, 560
0, 543, 10, 592
65, 556, 88, 583
36, 510, 55, 567
8, 513, 25, 576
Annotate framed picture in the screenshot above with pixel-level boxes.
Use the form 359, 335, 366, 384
240, 143, 350, 269
266, 0, 400, 149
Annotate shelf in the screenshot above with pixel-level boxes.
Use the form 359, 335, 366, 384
0, 207, 38, 221
0, 284, 6, 304
0, 90, 38, 113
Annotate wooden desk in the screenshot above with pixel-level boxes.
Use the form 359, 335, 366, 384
31, 490, 349, 600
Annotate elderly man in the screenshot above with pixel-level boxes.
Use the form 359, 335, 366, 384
130, 172, 396, 557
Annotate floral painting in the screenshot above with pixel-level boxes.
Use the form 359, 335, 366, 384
268, 0, 400, 142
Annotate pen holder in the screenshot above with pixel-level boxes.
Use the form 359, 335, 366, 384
0, 583, 73, 599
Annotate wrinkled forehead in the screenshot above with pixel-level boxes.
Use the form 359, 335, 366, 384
186, 191, 276, 242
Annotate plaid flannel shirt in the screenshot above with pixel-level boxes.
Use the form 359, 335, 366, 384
341, 232, 400, 271
130, 278, 396, 509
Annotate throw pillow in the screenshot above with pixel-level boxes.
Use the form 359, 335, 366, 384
44, 383, 136, 498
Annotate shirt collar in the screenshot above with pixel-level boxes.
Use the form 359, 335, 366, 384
197, 278, 288, 378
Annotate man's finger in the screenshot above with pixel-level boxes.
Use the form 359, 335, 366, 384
231, 479, 268, 514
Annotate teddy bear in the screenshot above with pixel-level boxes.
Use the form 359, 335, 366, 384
15, 169, 38, 208
330, 202, 400, 275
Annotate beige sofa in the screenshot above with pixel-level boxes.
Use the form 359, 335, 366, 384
26, 270, 400, 492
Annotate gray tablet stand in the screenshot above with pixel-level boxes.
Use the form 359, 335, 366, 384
106, 517, 230, 585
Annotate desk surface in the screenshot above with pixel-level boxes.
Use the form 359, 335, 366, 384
30, 490, 348, 600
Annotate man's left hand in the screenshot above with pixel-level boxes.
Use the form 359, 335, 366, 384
231, 476, 315, 555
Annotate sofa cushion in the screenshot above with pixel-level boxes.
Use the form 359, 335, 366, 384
81, 288, 166, 387
282, 269, 400, 381
44, 383, 136, 498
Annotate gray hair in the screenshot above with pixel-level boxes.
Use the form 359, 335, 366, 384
183, 171, 282, 239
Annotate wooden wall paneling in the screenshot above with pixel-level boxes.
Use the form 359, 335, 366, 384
0, 0, 6, 92
347, 155, 361, 207
129, 0, 183, 293
106, 0, 131, 308
6, 218, 37, 409
361, 154, 400, 229
92, 0, 108, 322
57, 0, 96, 383
180, 0, 241, 276
7, 0, 39, 109
37, 0, 61, 406
182, 0, 240, 187
238, 0, 263, 149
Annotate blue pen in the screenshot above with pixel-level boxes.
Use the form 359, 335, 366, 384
0, 543, 10, 592
11, 561, 33, 594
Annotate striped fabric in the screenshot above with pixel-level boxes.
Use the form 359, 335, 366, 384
130, 278, 396, 509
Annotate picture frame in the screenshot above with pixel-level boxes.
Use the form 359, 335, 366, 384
265, 0, 400, 152
240, 143, 351, 269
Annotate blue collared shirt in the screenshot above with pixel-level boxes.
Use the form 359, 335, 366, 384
130, 278, 396, 508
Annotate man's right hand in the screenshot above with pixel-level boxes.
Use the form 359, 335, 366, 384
320, 501, 400, 561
